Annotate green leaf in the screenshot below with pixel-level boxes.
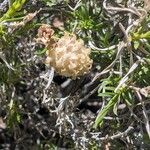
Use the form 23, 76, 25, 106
0, 0, 27, 23
98, 92, 115, 97
122, 92, 133, 106
93, 93, 119, 128
98, 80, 111, 93
113, 102, 118, 116
35, 48, 47, 55
94, 87, 127, 128
104, 86, 116, 91
134, 41, 140, 49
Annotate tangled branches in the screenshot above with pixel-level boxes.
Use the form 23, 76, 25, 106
0, 0, 150, 149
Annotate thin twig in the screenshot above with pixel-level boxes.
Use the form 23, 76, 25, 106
136, 91, 150, 139
89, 41, 117, 51
103, 0, 141, 17
99, 126, 134, 140
92, 41, 125, 82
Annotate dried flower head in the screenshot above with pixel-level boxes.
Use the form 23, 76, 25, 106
144, 0, 150, 12
37, 25, 93, 78
140, 86, 150, 97
45, 33, 93, 78
37, 24, 54, 45
52, 17, 64, 30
